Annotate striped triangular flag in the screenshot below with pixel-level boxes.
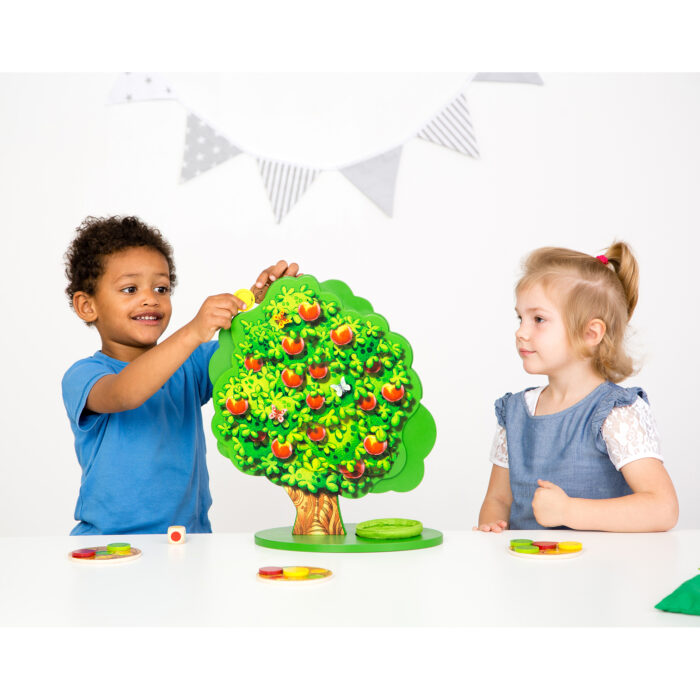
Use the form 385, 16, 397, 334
340, 147, 403, 217
107, 72, 177, 105
417, 94, 479, 158
257, 160, 319, 223
180, 113, 242, 183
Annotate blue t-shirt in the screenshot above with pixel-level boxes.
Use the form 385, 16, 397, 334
62, 341, 218, 535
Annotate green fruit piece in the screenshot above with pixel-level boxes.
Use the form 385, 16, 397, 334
355, 518, 423, 540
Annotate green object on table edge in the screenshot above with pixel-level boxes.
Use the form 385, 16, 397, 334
355, 518, 423, 540
655, 573, 700, 616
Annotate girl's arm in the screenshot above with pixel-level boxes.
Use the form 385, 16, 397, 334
533, 458, 679, 532
475, 465, 513, 532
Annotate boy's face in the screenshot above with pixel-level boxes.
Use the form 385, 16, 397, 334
80, 246, 172, 359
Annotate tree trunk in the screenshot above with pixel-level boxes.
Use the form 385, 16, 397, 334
284, 486, 345, 535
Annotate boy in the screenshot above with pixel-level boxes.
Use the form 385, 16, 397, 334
62, 215, 298, 535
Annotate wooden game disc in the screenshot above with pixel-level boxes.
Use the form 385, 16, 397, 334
257, 566, 333, 583
69, 547, 142, 565
508, 543, 583, 560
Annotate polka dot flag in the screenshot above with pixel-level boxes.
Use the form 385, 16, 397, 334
180, 113, 242, 182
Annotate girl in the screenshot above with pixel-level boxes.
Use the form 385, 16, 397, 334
475, 242, 678, 532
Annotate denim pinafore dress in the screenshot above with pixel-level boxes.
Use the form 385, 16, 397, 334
495, 381, 647, 530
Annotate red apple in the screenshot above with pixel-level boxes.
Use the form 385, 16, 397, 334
307, 425, 326, 442
282, 336, 305, 356
244, 356, 263, 371
363, 435, 387, 456
306, 394, 325, 410
308, 363, 328, 380
225, 397, 248, 416
330, 324, 353, 346
271, 439, 293, 460
381, 383, 405, 402
281, 369, 304, 389
358, 393, 377, 412
251, 431, 268, 445
365, 360, 382, 374
339, 460, 366, 480
298, 301, 321, 322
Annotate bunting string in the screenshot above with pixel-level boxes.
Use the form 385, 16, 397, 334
108, 72, 541, 223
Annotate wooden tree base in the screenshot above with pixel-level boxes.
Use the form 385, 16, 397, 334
284, 486, 345, 535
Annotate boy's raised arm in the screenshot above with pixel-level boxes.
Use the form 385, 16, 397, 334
86, 293, 245, 414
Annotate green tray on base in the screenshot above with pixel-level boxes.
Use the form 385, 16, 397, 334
254, 524, 443, 553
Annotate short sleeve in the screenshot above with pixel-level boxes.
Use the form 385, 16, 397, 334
190, 340, 218, 405
601, 397, 663, 469
489, 425, 509, 468
61, 358, 113, 432
494, 392, 512, 429
591, 385, 649, 455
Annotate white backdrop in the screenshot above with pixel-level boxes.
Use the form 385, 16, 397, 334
1, 73, 698, 536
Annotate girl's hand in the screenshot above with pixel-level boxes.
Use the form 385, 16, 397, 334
532, 479, 570, 527
188, 293, 247, 344
472, 520, 508, 533
252, 260, 301, 302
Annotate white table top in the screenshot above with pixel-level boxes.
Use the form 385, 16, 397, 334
1, 529, 699, 627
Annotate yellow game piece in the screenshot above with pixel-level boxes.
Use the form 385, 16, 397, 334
282, 567, 309, 579
107, 543, 131, 555
234, 289, 255, 311
558, 541, 583, 552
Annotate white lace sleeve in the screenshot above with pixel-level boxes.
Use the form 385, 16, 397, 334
601, 397, 663, 470
489, 425, 509, 468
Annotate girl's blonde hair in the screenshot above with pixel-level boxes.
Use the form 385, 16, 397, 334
516, 242, 640, 383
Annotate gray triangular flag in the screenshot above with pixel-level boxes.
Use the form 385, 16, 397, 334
257, 160, 319, 223
180, 113, 242, 182
474, 73, 543, 85
417, 93, 479, 158
340, 147, 403, 217
107, 72, 177, 105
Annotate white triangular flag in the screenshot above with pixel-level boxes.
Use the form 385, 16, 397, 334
257, 160, 319, 223
417, 94, 479, 158
180, 113, 242, 182
107, 72, 177, 105
340, 147, 403, 217
474, 73, 543, 85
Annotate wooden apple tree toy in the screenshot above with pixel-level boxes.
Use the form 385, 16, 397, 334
209, 276, 438, 551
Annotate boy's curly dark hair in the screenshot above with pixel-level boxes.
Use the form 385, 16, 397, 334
64, 216, 177, 309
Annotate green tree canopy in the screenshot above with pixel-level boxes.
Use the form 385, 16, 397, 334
209, 276, 436, 501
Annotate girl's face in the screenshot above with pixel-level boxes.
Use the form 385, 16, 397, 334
514, 283, 576, 376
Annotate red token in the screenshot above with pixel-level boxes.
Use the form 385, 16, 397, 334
72, 548, 97, 559
531, 541, 557, 551
259, 567, 283, 577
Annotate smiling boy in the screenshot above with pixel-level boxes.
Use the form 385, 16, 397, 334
62, 215, 298, 535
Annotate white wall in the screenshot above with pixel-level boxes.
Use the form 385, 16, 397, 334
1, 73, 698, 536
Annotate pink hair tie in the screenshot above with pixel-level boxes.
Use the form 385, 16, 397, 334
596, 255, 609, 265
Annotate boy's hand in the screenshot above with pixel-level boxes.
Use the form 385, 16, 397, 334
251, 260, 300, 303
189, 293, 247, 344
472, 520, 508, 533
532, 479, 570, 527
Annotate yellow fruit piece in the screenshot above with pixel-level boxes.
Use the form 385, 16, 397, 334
282, 567, 309, 579
234, 289, 255, 311
558, 541, 583, 552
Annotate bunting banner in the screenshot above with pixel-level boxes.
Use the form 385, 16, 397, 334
107, 72, 177, 105
474, 72, 544, 85
108, 73, 542, 223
